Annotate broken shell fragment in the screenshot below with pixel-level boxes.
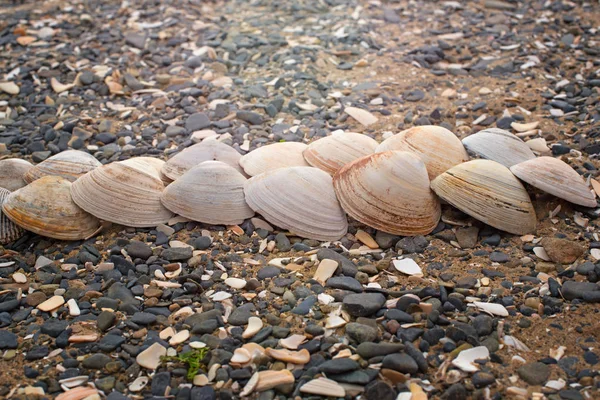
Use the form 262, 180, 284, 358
462, 128, 536, 167
333, 151, 441, 236
0, 159, 33, 191
300, 378, 346, 397
242, 317, 263, 339
303, 132, 378, 175
2, 176, 100, 240
376, 125, 469, 179
239, 142, 309, 177
431, 160, 536, 235
71, 158, 173, 227
510, 156, 597, 207
161, 140, 243, 181
24, 150, 102, 183
0, 188, 25, 245
254, 370, 295, 392
161, 161, 254, 225
244, 167, 347, 241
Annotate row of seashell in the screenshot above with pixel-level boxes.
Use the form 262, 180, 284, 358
0, 126, 597, 244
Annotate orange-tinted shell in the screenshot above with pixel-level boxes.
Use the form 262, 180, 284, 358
24, 150, 101, 183
303, 132, 378, 175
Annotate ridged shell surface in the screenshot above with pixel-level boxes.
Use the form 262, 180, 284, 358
462, 128, 535, 167
161, 161, 254, 225
303, 132, 378, 175
431, 159, 536, 235
510, 156, 597, 207
2, 176, 100, 240
71, 158, 173, 227
333, 151, 441, 236
162, 141, 243, 181
24, 150, 102, 183
0, 188, 25, 244
0, 159, 33, 191
239, 142, 309, 176
244, 166, 347, 241
376, 125, 469, 179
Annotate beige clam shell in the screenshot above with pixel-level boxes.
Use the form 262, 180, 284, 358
2, 176, 100, 240
239, 142, 309, 177
162, 141, 243, 181
161, 161, 254, 225
462, 128, 535, 167
0, 188, 25, 244
0, 159, 33, 191
244, 166, 348, 241
303, 132, 379, 175
134, 157, 170, 185
510, 156, 597, 207
431, 159, 536, 235
333, 151, 441, 236
71, 158, 173, 227
24, 150, 102, 183
375, 125, 469, 179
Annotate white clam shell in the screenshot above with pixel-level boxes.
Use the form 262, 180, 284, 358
303, 132, 378, 175
71, 158, 173, 227
244, 166, 347, 241
2, 176, 100, 240
333, 151, 441, 236
161, 161, 254, 225
510, 156, 597, 207
462, 128, 535, 167
0, 187, 25, 244
24, 150, 102, 183
161, 141, 243, 181
431, 159, 536, 235
375, 125, 469, 179
239, 142, 309, 177
0, 159, 33, 191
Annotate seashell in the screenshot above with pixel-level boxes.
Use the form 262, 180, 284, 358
244, 167, 347, 241
471, 301, 508, 317
344, 106, 378, 126
279, 334, 307, 350
313, 259, 338, 284
510, 156, 597, 207
161, 141, 243, 181
243, 317, 263, 339
254, 370, 295, 392
71, 158, 173, 227
333, 151, 441, 236
136, 342, 167, 370
169, 329, 190, 346
0, 159, 33, 191
161, 161, 254, 225
239, 142, 309, 177
55, 386, 99, 400
37, 295, 65, 312
392, 258, 423, 276
303, 132, 378, 175
462, 128, 535, 167
266, 348, 310, 364
134, 157, 171, 184
451, 346, 490, 372
431, 159, 536, 235
2, 176, 100, 240
375, 125, 469, 179
24, 150, 102, 183
0, 188, 25, 244
300, 378, 346, 397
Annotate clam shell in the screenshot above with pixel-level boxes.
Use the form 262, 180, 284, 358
161, 161, 254, 225
239, 142, 309, 177
244, 166, 348, 241
135, 156, 171, 185
462, 128, 535, 167
71, 158, 173, 227
162, 141, 243, 181
303, 132, 378, 175
510, 156, 597, 207
333, 151, 441, 236
2, 176, 100, 240
0, 159, 33, 191
431, 159, 536, 235
0, 188, 25, 244
375, 125, 469, 179
24, 150, 102, 183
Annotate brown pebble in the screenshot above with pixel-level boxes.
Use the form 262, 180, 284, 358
26, 291, 47, 307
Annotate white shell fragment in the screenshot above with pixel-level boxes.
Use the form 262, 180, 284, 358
333, 151, 441, 236
303, 132, 378, 175
24, 150, 101, 183
376, 125, 469, 179
136, 342, 167, 370
392, 258, 423, 276
431, 160, 536, 235
452, 346, 490, 372
242, 317, 263, 339
161, 161, 254, 225
239, 142, 310, 177
510, 156, 597, 207
472, 301, 509, 317
344, 106, 378, 126
244, 167, 348, 241
462, 128, 536, 167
